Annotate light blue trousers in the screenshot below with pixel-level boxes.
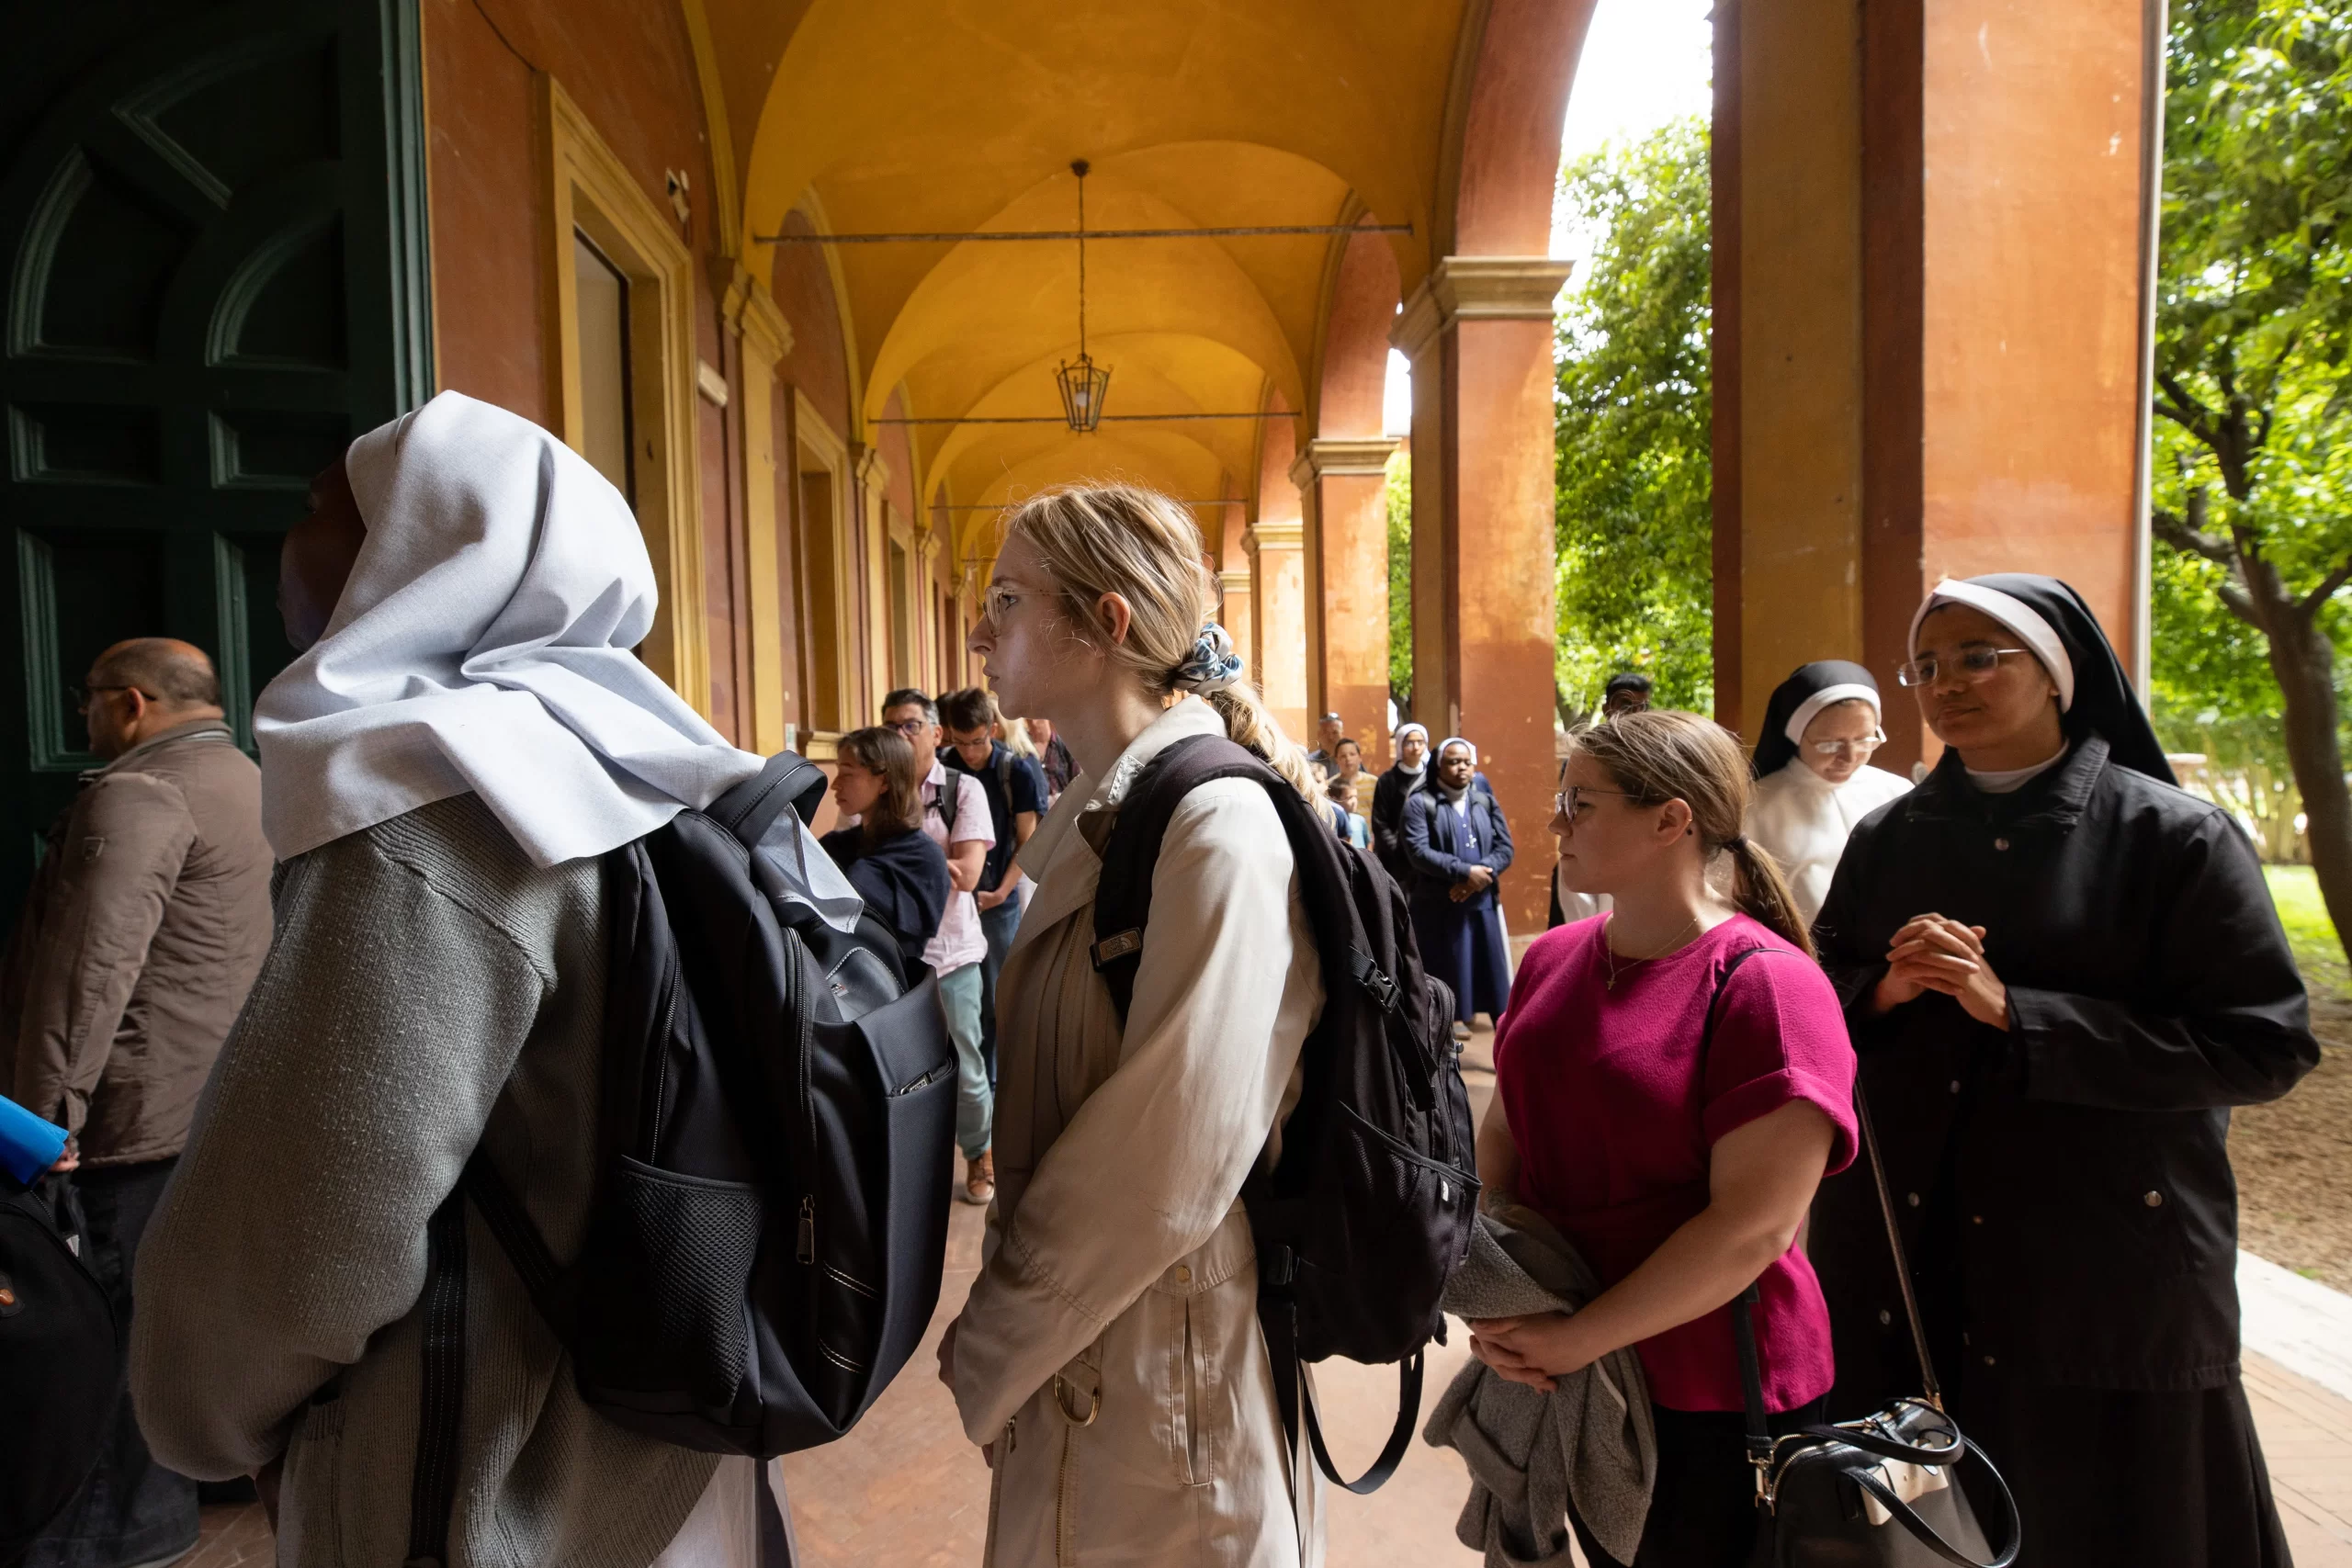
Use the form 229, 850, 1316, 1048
935, 961, 991, 1159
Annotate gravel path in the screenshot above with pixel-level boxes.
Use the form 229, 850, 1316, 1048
2235, 994, 2352, 1293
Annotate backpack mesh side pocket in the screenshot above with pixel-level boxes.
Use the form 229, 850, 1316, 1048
575, 1156, 762, 1411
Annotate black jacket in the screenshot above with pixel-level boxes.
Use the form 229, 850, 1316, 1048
1370, 764, 1426, 878
819, 825, 950, 971
1810, 737, 2317, 1400
1400, 783, 1514, 908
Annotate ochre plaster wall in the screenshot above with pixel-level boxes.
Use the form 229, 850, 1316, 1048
1734, 0, 1866, 743
1914, 0, 2146, 668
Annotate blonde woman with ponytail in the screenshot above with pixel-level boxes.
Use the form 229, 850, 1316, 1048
937, 485, 1327, 1566
1469, 711, 1860, 1568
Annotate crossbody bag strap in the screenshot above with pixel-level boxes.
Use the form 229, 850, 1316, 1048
1695, 948, 1781, 1481
405, 1191, 469, 1568
1854, 1078, 1943, 1404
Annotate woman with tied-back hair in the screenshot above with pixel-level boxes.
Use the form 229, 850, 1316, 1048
1469, 711, 1860, 1568
936, 483, 1329, 1566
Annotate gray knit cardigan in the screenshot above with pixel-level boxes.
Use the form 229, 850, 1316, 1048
1425, 1205, 1659, 1568
130, 794, 717, 1568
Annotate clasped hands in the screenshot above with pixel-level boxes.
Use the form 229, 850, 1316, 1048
1449, 864, 1497, 904
1871, 912, 2008, 1030
1464, 1311, 1598, 1393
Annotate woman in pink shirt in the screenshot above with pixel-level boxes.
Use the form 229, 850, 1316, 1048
1472, 710, 1859, 1567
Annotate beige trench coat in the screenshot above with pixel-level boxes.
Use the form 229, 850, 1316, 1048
950, 699, 1327, 1568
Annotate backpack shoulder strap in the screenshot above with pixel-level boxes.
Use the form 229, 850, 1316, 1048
706, 750, 828, 845
1089, 734, 1275, 1021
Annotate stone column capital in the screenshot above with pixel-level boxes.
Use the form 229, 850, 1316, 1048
737, 273, 793, 363
1287, 436, 1401, 490
1390, 255, 1576, 360
1244, 519, 1304, 555
1219, 567, 1253, 593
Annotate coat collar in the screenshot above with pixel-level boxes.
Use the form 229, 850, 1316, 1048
1903, 733, 2110, 830
85, 716, 237, 782
1010, 697, 1227, 948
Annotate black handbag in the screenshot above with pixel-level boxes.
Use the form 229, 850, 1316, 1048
1734, 1082, 2021, 1567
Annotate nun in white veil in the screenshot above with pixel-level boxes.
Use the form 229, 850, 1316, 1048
1744, 660, 1912, 925
130, 392, 846, 1568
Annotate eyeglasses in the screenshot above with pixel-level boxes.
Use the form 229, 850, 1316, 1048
1894, 648, 2032, 688
885, 717, 930, 737
69, 683, 147, 714
1808, 730, 1886, 756
1553, 785, 1636, 819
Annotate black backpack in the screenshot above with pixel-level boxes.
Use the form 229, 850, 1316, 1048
1091, 734, 1478, 1495
0, 1174, 117, 1562
407, 752, 957, 1562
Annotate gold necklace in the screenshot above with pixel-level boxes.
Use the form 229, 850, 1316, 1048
1602, 911, 1702, 990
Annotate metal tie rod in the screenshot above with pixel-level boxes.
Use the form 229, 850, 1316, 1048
873, 411, 1295, 425
757, 222, 1412, 244
935, 500, 1237, 510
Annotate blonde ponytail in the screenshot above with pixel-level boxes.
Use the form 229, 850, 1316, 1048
1571, 710, 1817, 957
1722, 835, 1815, 959
1001, 484, 1318, 803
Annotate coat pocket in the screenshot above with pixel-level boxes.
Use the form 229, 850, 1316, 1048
1147, 1250, 1242, 1488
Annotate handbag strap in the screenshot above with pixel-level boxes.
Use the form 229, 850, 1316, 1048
1853, 1077, 1942, 1404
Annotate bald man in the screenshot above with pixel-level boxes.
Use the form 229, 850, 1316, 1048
3, 637, 270, 1568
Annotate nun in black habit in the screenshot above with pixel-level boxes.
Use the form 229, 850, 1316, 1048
1810, 574, 2319, 1568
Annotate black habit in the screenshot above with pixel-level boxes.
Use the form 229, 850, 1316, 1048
1370, 761, 1427, 880
1811, 579, 2319, 1568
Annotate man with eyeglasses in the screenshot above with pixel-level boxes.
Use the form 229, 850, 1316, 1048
4, 637, 270, 1568
1744, 660, 1913, 925
878, 687, 998, 1205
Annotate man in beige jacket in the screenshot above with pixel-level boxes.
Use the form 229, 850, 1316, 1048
6, 637, 271, 1568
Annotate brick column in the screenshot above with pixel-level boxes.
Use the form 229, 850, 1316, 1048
1245, 518, 1309, 742
1393, 256, 1572, 932
1715, 0, 2156, 767
1293, 436, 1401, 758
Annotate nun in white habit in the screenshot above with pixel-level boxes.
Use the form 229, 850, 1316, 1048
130, 392, 847, 1568
1744, 660, 1912, 926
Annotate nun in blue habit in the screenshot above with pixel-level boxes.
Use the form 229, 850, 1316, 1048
1400, 736, 1515, 1026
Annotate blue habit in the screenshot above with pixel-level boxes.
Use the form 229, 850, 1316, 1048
1401, 782, 1515, 1023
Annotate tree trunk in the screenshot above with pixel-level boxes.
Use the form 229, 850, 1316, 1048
2261, 604, 2352, 963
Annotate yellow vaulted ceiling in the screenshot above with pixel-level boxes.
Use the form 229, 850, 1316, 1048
704, 0, 1470, 559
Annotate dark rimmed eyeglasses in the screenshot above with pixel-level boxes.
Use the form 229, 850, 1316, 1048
69, 683, 151, 715
885, 716, 930, 737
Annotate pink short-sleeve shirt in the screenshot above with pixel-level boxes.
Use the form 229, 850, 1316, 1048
1493, 912, 1859, 1413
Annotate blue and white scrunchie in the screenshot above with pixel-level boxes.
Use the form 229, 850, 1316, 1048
1171, 622, 1244, 694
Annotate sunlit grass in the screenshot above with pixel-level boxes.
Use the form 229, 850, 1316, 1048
2264, 865, 2352, 1003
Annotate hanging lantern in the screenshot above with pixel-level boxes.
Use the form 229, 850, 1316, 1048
1057, 159, 1109, 433
1056, 351, 1110, 433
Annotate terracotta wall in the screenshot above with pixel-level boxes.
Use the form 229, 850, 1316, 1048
424, 0, 757, 732
421, 0, 943, 753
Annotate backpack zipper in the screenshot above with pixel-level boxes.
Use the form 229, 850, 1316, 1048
646, 948, 682, 1158
797, 1194, 815, 1264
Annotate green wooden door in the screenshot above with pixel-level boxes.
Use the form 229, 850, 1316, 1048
0, 0, 429, 907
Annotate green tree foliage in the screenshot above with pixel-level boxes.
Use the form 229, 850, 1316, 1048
2151, 0, 2352, 942
1554, 116, 1713, 718
1386, 449, 1413, 722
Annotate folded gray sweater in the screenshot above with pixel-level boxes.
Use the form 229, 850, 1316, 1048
1425, 1205, 1658, 1567
130, 794, 717, 1568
